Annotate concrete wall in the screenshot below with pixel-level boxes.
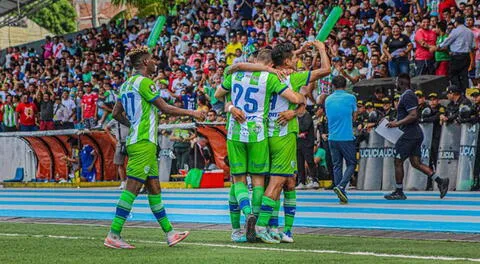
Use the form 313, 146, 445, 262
0, 137, 36, 182
0, 19, 52, 50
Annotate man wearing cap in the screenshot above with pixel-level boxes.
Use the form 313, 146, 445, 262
364, 101, 381, 131
439, 16, 475, 93
226, 31, 242, 65
470, 89, 480, 190
421, 92, 446, 190
440, 85, 473, 125
415, 90, 428, 116
382, 98, 397, 121
354, 100, 369, 146
370, 88, 385, 115
386, 73, 449, 200
393, 92, 400, 103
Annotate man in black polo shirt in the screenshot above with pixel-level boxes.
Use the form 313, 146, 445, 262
385, 74, 449, 200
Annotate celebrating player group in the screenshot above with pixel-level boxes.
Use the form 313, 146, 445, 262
102, 40, 331, 248
215, 40, 331, 244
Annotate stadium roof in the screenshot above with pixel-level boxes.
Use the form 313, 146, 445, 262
0, 0, 34, 18
0, 0, 59, 28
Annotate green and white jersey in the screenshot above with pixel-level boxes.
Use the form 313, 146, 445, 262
268, 71, 310, 138
222, 71, 287, 143
2, 104, 16, 127
104, 90, 116, 104
118, 75, 160, 146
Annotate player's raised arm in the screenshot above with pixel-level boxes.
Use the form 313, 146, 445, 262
309, 41, 331, 82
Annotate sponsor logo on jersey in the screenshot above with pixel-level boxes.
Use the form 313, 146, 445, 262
144, 165, 151, 174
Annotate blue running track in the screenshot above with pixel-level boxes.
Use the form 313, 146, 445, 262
0, 188, 479, 233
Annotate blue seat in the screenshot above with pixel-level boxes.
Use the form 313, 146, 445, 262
4, 168, 24, 182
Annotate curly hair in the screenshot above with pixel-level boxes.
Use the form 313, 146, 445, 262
271, 42, 295, 67
127, 46, 150, 69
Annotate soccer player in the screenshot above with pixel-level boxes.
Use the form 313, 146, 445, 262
229, 41, 331, 243
385, 73, 449, 200
104, 47, 204, 249
215, 49, 305, 243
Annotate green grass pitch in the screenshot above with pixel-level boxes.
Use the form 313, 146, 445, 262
0, 222, 479, 264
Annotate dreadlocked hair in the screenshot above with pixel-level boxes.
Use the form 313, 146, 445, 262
127, 46, 150, 68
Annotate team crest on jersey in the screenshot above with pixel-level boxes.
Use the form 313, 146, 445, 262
235, 72, 245, 81
291, 161, 296, 168
144, 165, 151, 174
253, 124, 262, 134
150, 84, 157, 93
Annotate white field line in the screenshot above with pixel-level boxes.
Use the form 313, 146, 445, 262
0, 232, 479, 262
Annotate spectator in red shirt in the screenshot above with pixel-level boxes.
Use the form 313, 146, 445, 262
414, 17, 437, 76
16, 94, 38, 131
439, 0, 457, 20
81, 83, 98, 129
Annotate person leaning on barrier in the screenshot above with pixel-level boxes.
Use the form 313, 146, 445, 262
363, 101, 381, 131
469, 89, 480, 191
440, 85, 473, 125
370, 87, 386, 115
415, 90, 428, 116
354, 100, 369, 143
421, 92, 445, 190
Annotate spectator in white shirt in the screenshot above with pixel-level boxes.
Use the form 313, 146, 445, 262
53, 96, 69, 129
60, 91, 76, 129
53, 37, 65, 59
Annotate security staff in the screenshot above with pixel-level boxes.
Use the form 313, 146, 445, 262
315, 104, 334, 187
393, 94, 401, 110
466, 89, 480, 190
440, 85, 473, 125
364, 101, 381, 131
415, 90, 428, 116
354, 100, 369, 143
370, 88, 385, 115
421, 92, 445, 190
382, 97, 397, 121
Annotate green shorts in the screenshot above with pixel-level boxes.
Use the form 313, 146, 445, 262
269, 133, 297, 177
126, 140, 159, 183
227, 139, 269, 176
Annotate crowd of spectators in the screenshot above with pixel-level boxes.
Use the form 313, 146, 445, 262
2, 0, 480, 187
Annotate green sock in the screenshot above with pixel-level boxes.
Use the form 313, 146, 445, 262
110, 190, 136, 235
252, 186, 264, 217
268, 199, 281, 228
234, 182, 252, 215
283, 190, 297, 233
148, 194, 173, 233
228, 185, 241, 229
257, 196, 276, 227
